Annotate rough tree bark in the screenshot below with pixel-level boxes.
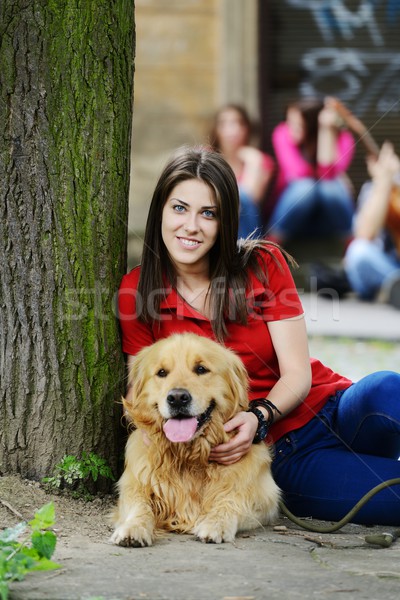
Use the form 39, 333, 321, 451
0, 0, 135, 480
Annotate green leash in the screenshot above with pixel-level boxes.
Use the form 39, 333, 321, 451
364, 529, 400, 548
279, 477, 400, 545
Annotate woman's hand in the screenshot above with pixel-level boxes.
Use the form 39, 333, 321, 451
325, 96, 362, 132
237, 146, 264, 167
209, 410, 258, 465
367, 141, 400, 181
318, 105, 341, 129
237, 146, 273, 203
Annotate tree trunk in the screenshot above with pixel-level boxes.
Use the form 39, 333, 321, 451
0, 0, 135, 481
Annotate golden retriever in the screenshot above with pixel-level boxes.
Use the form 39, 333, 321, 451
111, 333, 280, 546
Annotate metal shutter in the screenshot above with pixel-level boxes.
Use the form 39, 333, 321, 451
259, 0, 400, 196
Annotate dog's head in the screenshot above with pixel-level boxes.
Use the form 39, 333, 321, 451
124, 333, 249, 444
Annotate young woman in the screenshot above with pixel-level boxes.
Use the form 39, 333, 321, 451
345, 141, 400, 308
267, 97, 355, 244
209, 104, 274, 238
118, 146, 400, 525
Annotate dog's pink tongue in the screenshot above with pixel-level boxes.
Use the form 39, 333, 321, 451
163, 417, 198, 442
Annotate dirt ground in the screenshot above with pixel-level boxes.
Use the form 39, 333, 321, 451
0, 474, 114, 545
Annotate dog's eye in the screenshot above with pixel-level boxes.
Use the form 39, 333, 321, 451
194, 365, 209, 375
156, 368, 168, 378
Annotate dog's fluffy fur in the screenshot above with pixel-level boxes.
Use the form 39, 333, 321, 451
111, 333, 280, 546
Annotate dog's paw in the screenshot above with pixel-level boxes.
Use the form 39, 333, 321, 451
193, 516, 238, 544
110, 524, 154, 547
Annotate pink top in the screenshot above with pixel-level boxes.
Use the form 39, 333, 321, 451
272, 122, 355, 195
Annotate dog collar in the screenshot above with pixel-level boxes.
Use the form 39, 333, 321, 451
196, 400, 216, 430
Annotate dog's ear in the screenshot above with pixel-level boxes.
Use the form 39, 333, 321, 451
123, 346, 149, 408
225, 354, 250, 412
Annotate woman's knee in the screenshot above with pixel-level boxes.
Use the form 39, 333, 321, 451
371, 370, 400, 396
355, 371, 400, 411
268, 178, 317, 233
346, 237, 374, 258
275, 178, 317, 209
345, 238, 377, 271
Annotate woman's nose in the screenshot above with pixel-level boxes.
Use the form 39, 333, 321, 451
184, 214, 199, 233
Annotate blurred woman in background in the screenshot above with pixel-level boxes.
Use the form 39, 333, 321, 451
345, 141, 400, 308
210, 104, 275, 239
267, 97, 356, 246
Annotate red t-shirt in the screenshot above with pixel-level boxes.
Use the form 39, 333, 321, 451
118, 246, 352, 442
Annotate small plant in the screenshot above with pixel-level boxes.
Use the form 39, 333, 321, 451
42, 452, 115, 498
0, 502, 60, 600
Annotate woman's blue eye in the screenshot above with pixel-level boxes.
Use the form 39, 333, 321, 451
203, 209, 216, 218
173, 204, 185, 212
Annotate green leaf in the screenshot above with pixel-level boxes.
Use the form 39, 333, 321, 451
0, 523, 26, 543
31, 531, 57, 560
18, 547, 60, 571
30, 558, 61, 572
91, 465, 99, 481
28, 502, 55, 531
100, 465, 115, 481
0, 502, 61, 597
0, 580, 9, 600
3, 551, 36, 582
42, 475, 62, 488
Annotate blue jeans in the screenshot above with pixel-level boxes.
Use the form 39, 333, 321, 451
267, 177, 354, 240
238, 187, 263, 239
272, 371, 400, 525
345, 238, 400, 299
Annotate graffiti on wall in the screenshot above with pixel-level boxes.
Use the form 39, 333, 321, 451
287, 0, 400, 115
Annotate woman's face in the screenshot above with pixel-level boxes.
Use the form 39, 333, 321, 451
286, 107, 306, 145
215, 109, 248, 151
161, 178, 219, 275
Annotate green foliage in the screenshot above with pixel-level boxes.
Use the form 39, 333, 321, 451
43, 452, 115, 498
0, 502, 60, 600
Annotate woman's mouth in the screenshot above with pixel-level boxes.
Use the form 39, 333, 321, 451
177, 237, 201, 248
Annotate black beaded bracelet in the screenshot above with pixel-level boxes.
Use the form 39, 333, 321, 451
250, 398, 282, 426
247, 406, 269, 444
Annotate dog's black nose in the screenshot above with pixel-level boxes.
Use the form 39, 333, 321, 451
166, 388, 192, 409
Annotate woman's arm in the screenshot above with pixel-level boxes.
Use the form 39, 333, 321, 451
317, 98, 355, 177
118, 270, 155, 355
262, 315, 312, 417
354, 142, 400, 240
316, 104, 340, 167
237, 147, 274, 203
209, 315, 311, 465
118, 271, 156, 411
